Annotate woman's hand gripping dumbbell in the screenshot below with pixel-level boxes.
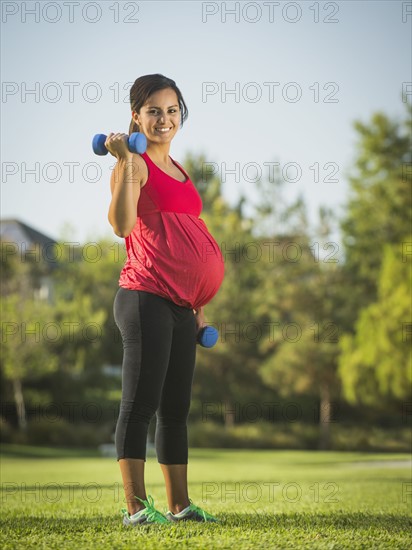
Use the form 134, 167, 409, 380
197, 326, 219, 348
194, 307, 219, 348
92, 132, 147, 156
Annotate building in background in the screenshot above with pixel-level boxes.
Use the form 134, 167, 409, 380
0, 218, 57, 302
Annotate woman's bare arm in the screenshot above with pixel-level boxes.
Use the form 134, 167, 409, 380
106, 133, 143, 238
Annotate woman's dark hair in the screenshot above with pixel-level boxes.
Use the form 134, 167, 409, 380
129, 74, 188, 135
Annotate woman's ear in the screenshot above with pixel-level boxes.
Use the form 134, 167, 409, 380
131, 110, 140, 126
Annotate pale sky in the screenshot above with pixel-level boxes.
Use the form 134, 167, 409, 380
1, 0, 411, 248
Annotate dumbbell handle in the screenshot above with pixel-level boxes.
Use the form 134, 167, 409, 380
92, 132, 147, 156
197, 326, 219, 348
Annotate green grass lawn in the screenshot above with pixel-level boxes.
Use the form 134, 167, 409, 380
1, 445, 411, 549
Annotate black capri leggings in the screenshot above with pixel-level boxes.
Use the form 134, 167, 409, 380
113, 287, 197, 464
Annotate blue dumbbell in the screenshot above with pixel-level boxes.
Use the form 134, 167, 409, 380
92, 132, 147, 156
197, 326, 219, 348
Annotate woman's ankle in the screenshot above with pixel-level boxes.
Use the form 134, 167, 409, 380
128, 495, 147, 516
170, 500, 190, 514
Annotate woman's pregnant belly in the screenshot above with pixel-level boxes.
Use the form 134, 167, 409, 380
122, 212, 225, 309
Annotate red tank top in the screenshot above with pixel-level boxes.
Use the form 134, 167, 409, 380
118, 152, 225, 310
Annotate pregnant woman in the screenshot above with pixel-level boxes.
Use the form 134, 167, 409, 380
106, 74, 225, 526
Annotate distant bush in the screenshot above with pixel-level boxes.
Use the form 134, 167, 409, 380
0, 417, 113, 448
189, 421, 319, 449
188, 421, 411, 452
2, 417, 410, 451
330, 424, 412, 452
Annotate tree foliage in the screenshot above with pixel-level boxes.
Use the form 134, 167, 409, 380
340, 103, 412, 323
338, 240, 411, 405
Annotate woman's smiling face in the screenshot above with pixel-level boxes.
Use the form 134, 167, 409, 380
132, 88, 181, 143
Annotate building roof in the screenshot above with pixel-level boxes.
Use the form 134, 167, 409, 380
1, 219, 58, 270
0, 218, 57, 248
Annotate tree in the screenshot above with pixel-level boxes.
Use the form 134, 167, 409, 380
1, 239, 58, 430
338, 240, 412, 405
248, 165, 346, 449
51, 238, 124, 369
0, 240, 107, 430
38, 240, 118, 416
256, 231, 345, 449
339, 102, 412, 326
1, 293, 59, 430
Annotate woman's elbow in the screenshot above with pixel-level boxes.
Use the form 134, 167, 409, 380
114, 228, 129, 238
112, 225, 132, 239
108, 215, 132, 238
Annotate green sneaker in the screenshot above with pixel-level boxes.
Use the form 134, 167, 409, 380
165, 499, 219, 523
122, 495, 169, 526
